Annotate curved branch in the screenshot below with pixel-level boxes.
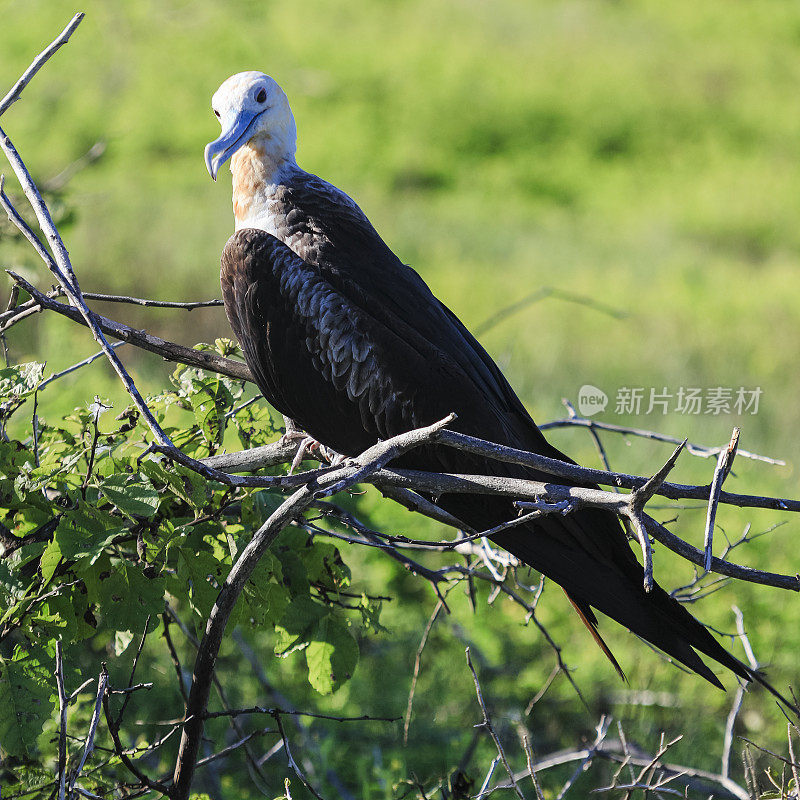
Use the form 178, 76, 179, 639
171, 483, 314, 800
5, 272, 251, 382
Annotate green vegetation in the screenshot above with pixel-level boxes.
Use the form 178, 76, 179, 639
1, 1, 799, 797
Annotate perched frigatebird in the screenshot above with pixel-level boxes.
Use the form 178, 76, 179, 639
204, 71, 773, 691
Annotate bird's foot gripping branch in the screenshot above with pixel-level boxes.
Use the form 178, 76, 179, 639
2, 12, 800, 800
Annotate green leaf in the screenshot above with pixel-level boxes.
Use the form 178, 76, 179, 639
242, 489, 285, 528
275, 549, 309, 596
40, 508, 126, 582
241, 579, 289, 629
232, 401, 277, 448
177, 548, 230, 620
302, 542, 351, 591
91, 562, 165, 631
37, 589, 96, 642
238, 551, 287, 628
274, 596, 328, 656
190, 379, 233, 446
140, 459, 207, 510
305, 614, 359, 695
100, 474, 160, 518
39, 538, 63, 584
0, 647, 53, 757
357, 594, 387, 634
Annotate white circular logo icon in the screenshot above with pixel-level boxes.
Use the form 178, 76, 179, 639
577, 385, 608, 417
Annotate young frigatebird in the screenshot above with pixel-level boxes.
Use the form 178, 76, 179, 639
204, 71, 775, 692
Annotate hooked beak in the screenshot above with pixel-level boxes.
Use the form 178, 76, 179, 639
204, 109, 264, 181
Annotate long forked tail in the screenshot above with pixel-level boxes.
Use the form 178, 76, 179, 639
482, 500, 799, 716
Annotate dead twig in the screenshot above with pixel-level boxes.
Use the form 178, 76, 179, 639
540, 414, 783, 466
404, 597, 446, 744
466, 646, 526, 800
522, 732, 545, 800
5, 272, 250, 382
55, 641, 68, 800
705, 428, 740, 571
626, 440, 686, 591
100, 665, 171, 796
38, 342, 125, 391
272, 713, 326, 800
0, 13, 85, 118
555, 716, 611, 800
71, 290, 222, 310
66, 669, 108, 796
210, 427, 800, 518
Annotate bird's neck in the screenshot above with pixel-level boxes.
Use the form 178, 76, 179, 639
231, 144, 298, 232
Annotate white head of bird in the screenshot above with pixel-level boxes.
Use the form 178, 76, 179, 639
205, 72, 298, 228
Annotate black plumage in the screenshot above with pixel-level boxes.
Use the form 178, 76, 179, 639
220, 165, 760, 690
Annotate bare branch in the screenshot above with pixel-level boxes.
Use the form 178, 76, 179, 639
368, 469, 800, 591
705, 428, 740, 571
788, 721, 800, 797
100, 665, 171, 796
200, 706, 397, 724
209, 426, 800, 516
193, 726, 276, 770
76, 291, 222, 310
0, 126, 253, 489
173, 418, 465, 797
404, 597, 446, 744
272, 713, 326, 800
116, 616, 152, 727
0, 13, 85, 118
38, 341, 125, 391
66, 670, 108, 796
540, 414, 783, 466
522, 733, 545, 800
55, 641, 68, 800
626, 440, 686, 591
162, 613, 189, 706
476, 757, 500, 799
6, 272, 251, 382
555, 716, 611, 800
466, 647, 526, 800
320, 413, 456, 496
172, 484, 318, 799
722, 605, 758, 782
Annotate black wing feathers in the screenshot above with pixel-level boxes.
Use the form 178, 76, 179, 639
220, 179, 765, 693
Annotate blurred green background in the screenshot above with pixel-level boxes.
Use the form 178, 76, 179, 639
2, 0, 800, 795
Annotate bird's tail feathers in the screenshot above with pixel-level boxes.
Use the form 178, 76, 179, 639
492, 506, 798, 717
565, 592, 626, 683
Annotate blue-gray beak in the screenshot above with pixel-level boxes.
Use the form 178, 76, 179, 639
204, 109, 264, 181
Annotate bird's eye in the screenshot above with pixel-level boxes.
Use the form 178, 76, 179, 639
256, 88, 267, 104
214, 109, 220, 118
